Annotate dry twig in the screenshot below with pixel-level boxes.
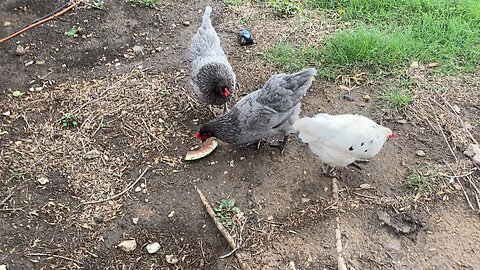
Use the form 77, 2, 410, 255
444, 161, 475, 210
26, 253, 82, 265
332, 178, 347, 270
0, 193, 13, 206
427, 99, 458, 162
81, 167, 149, 205
195, 186, 252, 270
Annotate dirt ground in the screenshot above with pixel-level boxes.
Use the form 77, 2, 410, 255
1, 0, 480, 269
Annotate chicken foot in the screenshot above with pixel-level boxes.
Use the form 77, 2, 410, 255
268, 135, 289, 154
245, 139, 267, 150
323, 166, 336, 177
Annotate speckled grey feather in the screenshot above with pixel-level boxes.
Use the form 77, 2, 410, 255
199, 68, 317, 144
188, 6, 236, 105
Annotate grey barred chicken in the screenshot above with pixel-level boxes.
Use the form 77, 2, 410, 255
195, 68, 317, 153
189, 6, 236, 113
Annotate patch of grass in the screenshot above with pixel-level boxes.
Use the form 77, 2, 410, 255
269, 0, 304, 17
239, 14, 253, 25
8, 170, 24, 180
129, 0, 159, 8
264, 42, 319, 72
93, 0, 105, 9
223, 0, 246, 6
306, 0, 480, 76
214, 199, 241, 228
61, 114, 79, 128
64, 27, 82, 38
408, 171, 433, 194
321, 26, 418, 75
380, 87, 413, 110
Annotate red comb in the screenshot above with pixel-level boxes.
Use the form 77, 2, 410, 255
195, 132, 201, 140
390, 133, 397, 139
224, 87, 230, 97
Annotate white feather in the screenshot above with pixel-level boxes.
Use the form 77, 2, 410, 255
293, 114, 393, 167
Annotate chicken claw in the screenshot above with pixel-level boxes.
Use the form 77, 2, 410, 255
269, 135, 289, 154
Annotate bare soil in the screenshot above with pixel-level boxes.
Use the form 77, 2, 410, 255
1, 1, 479, 270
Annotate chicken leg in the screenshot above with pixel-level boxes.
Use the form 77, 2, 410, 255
223, 103, 230, 114
269, 135, 289, 154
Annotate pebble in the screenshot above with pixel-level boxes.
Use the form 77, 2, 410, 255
84, 149, 101, 159
15, 45, 25, 55
3, 21, 11, 26
146, 242, 161, 254
360, 183, 372, 189
167, 211, 175, 218
37, 177, 49, 185
132, 217, 139, 224
464, 144, 480, 166
182, 21, 190, 26
415, 150, 426, 157
166, 254, 178, 264
383, 236, 402, 251
342, 94, 355, 101
2, 111, 11, 116
397, 119, 407, 124
132, 45, 144, 53
117, 239, 137, 252
25, 60, 34, 67
134, 186, 142, 192
410, 61, 419, 69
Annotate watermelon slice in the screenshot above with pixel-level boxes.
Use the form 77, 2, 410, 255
185, 138, 218, 160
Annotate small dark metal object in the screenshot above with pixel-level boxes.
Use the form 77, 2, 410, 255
239, 28, 254, 45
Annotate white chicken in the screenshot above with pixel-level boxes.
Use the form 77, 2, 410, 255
293, 113, 395, 176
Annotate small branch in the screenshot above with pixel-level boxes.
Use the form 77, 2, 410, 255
0, 208, 23, 211
195, 186, 237, 249
332, 178, 348, 270
195, 186, 251, 270
0, 193, 13, 206
437, 93, 479, 145
444, 161, 475, 210
352, 192, 377, 200
81, 167, 149, 205
26, 253, 82, 265
427, 99, 458, 162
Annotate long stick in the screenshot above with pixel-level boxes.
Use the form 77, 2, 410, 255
332, 178, 347, 270
195, 186, 251, 270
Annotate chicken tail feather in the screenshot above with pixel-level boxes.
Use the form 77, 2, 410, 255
202, 6, 213, 29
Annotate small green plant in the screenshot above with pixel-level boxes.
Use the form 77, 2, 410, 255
269, 0, 303, 17
129, 0, 159, 8
12, 90, 24, 97
8, 170, 24, 180
214, 199, 241, 228
380, 87, 413, 110
224, 0, 246, 6
61, 114, 79, 128
64, 27, 82, 38
93, 0, 105, 9
408, 171, 432, 194
239, 14, 253, 25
